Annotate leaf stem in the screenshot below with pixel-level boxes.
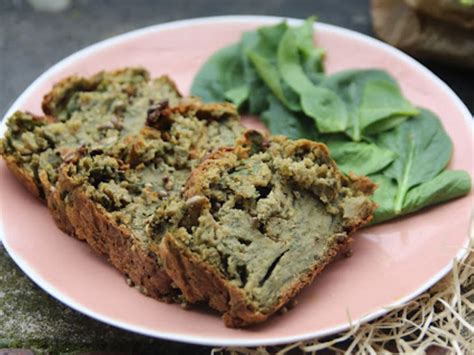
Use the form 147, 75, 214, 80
353, 106, 361, 142
394, 136, 414, 214
353, 127, 361, 142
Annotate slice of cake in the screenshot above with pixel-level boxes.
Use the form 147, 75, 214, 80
157, 132, 377, 326
0, 68, 181, 234
55, 100, 245, 301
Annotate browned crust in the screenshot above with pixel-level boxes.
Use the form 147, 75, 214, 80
158, 75, 183, 98
56, 165, 177, 301
0, 112, 57, 200
41, 67, 151, 116
37, 169, 76, 236
160, 230, 355, 328
42, 69, 181, 117
183, 147, 237, 198
146, 99, 238, 130
161, 135, 376, 327
348, 173, 378, 196
1, 150, 77, 236
2, 154, 42, 199
42, 75, 97, 116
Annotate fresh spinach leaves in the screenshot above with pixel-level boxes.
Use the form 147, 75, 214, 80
191, 21, 416, 140
371, 170, 471, 224
376, 109, 453, 213
261, 96, 315, 140
240, 31, 271, 114
321, 70, 418, 141
370, 110, 471, 223
277, 19, 348, 132
246, 22, 301, 111
323, 139, 396, 176
191, 18, 471, 226
191, 43, 248, 107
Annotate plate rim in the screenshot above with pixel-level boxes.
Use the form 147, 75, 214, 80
0, 15, 473, 347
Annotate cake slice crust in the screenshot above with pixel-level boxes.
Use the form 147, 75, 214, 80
158, 132, 377, 326
55, 100, 245, 300
0, 68, 181, 234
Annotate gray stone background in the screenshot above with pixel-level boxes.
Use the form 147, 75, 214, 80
1, 0, 473, 118
0, 0, 472, 353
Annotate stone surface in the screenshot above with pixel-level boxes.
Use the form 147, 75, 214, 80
1, 0, 471, 119
0, 245, 210, 354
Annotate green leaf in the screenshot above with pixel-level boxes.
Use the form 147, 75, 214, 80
300, 87, 348, 133
370, 170, 472, 225
247, 82, 270, 114
359, 80, 418, 131
363, 115, 409, 135
247, 51, 300, 111
277, 18, 320, 94
369, 174, 398, 224
260, 95, 315, 140
245, 22, 301, 112
368, 109, 471, 225
241, 31, 271, 114
224, 85, 249, 107
257, 21, 289, 51
324, 140, 396, 176
296, 18, 325, 77
377, 109, 453, 213
322, 69, 417, 141
278, 17, 325, 84
191, 43, 248, 105
277, 21, 348, 133
403, 170, 472, 215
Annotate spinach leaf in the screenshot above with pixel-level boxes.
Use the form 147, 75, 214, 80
324, 140, 396, 176
368, 108, 471, 225
277, 17, 321, 94
260, 95, 315, 140
360, 80, 418, 133
246, 23, 301, 111
363, 115, 409, 135
322, 69, 417, 141
377, 109, 453, 214
281, 16, 325, 82
224, 86, 249, 107
241, 31, 270, 114
247, 51, 300, 111
246, 81, 270, 114
370, 170, 472, 224
191, 43, 248, 107
402, 170, 472, 215
277, 19, 348, 133
369, 175, 398, 224
296, 18, 325, 80
299, 88, 349, 133
258, 21, 288, 48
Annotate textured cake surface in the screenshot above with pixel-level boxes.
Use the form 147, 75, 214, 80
56, 99, 245, 300
0, 68, 181, 234
158, 132, 377, 326
0, 68, 246, 301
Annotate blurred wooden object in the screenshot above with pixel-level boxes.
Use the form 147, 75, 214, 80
371, 0, 474, 69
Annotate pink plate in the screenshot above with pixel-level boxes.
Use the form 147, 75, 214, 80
0, 16, 473, 346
